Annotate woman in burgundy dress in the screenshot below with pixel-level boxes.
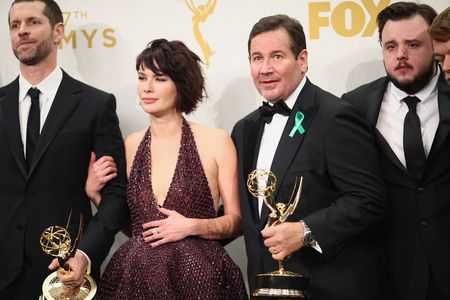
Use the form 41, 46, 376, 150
86, 39, 247, 299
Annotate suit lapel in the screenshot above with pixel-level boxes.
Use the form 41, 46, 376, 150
28, 72, 82, 177
0, 78, 28, 178
428, 75, 450, 162
366, 79, 407, 173
260, 79, 316, 225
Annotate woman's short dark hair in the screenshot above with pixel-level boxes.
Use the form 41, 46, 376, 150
377, 2, 437, 43
247, 14, 306, 57
136, 39, 206, 114
9, 0, 63, 28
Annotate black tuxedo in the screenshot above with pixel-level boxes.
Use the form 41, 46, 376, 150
0, 71, 128, 299
342, 74, 450, 299
231, 79, 388, 300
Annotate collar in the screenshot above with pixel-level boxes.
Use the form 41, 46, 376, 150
18, 67, 63, 103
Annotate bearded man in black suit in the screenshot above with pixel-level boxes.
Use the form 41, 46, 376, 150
342, 3, 450, 300
0, 1, 128, 299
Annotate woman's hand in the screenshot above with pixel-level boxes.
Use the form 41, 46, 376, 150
142, 207, 193, 247
85, 152, 117, 206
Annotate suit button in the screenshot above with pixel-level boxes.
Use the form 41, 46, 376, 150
417, 187, 425, 193
420, 221, 428, 227
17, 224, 24, 231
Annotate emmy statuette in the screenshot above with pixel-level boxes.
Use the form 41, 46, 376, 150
39, 211, 96, 300
247, 169, 310, 298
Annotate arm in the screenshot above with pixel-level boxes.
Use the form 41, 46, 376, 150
304, 102, 387, 256
261, 101, 387, 260
85, 152, 118, 207
53, 93, 128, 287
142, 130, 243, 247
78, 94, 129, 269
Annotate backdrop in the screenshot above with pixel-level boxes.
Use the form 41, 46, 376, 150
1, 0, 448, 289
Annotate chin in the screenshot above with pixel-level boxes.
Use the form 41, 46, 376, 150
261, 94, 281, 103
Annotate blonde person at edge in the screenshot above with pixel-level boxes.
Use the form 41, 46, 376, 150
73, 39, 248, 299
429, 6, 450, 85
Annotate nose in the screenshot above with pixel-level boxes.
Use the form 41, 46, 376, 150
396, 44, 408, 61
17, 23, 29, 37
143, 79, 154, 93
260, 59, 273, 75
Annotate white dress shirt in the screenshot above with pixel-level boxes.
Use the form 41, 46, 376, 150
255, 77, 322, 253
18, 67, 63, 156
256, 77, 306, 215
376, 69, 440, 168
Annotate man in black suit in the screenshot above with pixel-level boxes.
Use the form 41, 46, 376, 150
231, 14, 388, 300
0, 0, 128, 299
342, 3, 450, 300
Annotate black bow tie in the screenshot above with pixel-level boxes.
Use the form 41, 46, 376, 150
259, 101, 291, 123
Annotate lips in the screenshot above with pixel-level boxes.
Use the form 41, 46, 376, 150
17, 40, 35, 48
142, 97, 157, 104
395, 63, 413, 71
259, 77, 279, 88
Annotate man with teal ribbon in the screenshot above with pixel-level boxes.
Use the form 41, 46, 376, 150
231, 14, 388, 300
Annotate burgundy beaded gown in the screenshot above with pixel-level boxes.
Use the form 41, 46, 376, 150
97, 119, 248, 299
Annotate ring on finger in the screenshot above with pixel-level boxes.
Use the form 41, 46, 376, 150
151, 228, 158, 235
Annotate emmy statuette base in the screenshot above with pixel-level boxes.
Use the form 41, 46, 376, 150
41, 271, 96, 300
252, 272, 310, 299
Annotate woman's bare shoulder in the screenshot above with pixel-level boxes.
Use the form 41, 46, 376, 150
125, 129, 147, 147
189, 122, 229, 141
189, 122, 235, 157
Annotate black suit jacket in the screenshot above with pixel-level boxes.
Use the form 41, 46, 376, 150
342, 74, 450, 299
0, 71, 129, 290
231, 79, 388, 300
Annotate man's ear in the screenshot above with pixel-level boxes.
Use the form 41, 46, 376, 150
297, 49, 309, 74
53, 22, 65, 45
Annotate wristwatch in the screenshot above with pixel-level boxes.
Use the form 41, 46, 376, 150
299, 220, 316, 247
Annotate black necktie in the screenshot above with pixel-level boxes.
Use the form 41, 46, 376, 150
403, 96, 426, 179
259, 101, 291, 123
26, 87, 41, 168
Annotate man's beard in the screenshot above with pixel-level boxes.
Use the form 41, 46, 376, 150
387, 59, 436, 95
13, 38, 53, 66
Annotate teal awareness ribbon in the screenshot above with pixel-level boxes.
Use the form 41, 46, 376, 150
289, 111, 305, 137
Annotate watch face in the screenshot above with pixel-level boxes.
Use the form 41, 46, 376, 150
303, 232, 314, 247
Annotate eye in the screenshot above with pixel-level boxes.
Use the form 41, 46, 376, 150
10, 23, 19, 30
273, 54, 282, 60
138, 75, 146, 81
155, 76, 167, 82
252, 55, 262, 63
384, 44, 396, 51
408, 43, 419, 49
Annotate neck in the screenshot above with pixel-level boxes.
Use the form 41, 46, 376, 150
150, 113, 183, 139
19, 53, 57, 86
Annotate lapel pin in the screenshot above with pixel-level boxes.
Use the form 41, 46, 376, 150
289, 111, 305, 137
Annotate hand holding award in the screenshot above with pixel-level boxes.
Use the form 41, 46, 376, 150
247, 169, 310, 298
40, 211, 96, 300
